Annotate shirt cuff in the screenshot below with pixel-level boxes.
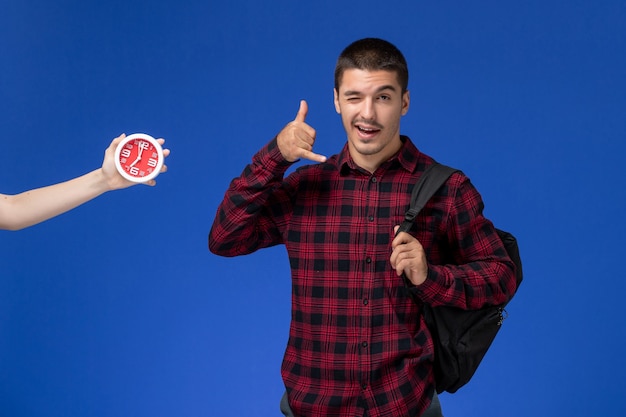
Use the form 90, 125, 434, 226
256, 137, 294, 171
408, 267, 441, 301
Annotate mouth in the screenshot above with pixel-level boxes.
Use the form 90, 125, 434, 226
355, 123, 382, 138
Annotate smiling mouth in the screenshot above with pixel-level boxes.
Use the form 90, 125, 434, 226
355, 122, 383, 137
357, 125, 379, 133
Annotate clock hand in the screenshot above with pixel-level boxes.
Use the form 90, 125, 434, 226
129, 142, 147, 168
137, 142, 145, 158
129, 157, 141, 168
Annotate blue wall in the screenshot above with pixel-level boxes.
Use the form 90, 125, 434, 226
1, 1, 625, 416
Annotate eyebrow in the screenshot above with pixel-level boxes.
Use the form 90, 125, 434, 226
342, 85, 398, 96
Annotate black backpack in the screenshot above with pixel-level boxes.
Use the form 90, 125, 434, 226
397, 163, 523, 394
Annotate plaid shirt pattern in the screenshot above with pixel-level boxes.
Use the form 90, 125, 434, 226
209, 136, 517, 417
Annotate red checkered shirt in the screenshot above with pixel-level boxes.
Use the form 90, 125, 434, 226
209, 136, 517, 417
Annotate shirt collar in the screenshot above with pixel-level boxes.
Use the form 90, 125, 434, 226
337, 135, 421, 176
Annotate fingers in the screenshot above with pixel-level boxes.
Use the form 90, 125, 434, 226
293, 128, 325, 163
111, 133, 126, 146
153, 138, 170, 181
390, 227, 428, 284
156, 138, 171, 159
277, 101, 327, 163
292, 100, 326, 162
390, 226, 408, 275
390, 239, 414, 276
295, 99, 308, 123
105, 134, 126, 155
300, 149, 327, 163
293, 134, 326, 163
391, 227, 413, 250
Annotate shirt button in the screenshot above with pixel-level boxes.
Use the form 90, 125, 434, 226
371, 177, 377, 183
362, 341, 368, 348
365, 257, 372, 264
368, 216, 374, 222
363, 299, 369, 306
361, 383, 367, 390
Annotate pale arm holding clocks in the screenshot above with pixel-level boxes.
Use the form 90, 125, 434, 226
0, 133, 170, 231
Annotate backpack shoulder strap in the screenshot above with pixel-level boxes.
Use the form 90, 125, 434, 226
397, 163, 459, 234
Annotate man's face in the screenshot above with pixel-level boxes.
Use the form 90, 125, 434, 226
334, 68, 410, 172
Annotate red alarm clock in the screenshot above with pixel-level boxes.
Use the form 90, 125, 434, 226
114, 133, 164, 183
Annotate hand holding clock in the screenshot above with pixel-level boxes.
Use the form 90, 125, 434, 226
104, 133, 170, 189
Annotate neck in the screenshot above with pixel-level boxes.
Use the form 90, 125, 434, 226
348, 137, 403, 174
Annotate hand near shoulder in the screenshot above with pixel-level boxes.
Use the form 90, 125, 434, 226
101, 133, 171, 190
390, 225, 429, 286
276, 100, 327, 164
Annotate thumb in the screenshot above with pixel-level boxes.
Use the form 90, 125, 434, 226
295, 99, 308, 123
392, 224, 407, 240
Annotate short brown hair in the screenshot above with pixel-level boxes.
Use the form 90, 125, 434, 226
334, 38, 409, 93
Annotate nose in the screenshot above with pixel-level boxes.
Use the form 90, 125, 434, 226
360, 97, 375, 120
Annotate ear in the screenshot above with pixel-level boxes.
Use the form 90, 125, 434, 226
333, 88, 341, 114
401, 90, 410, 116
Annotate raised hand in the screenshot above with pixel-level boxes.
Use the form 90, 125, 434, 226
276, 100, 327, 163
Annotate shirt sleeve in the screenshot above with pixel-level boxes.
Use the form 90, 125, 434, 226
208, 138, 295, 257
412, 172, 518, 310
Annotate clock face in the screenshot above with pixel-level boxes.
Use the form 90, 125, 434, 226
114, 133, 164, 183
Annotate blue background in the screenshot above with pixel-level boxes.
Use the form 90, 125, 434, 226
1, 1, 625, 416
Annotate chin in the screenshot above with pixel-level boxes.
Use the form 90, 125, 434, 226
354, 142, 384, 157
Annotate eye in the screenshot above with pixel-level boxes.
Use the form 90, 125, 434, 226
378, 95, 391, 101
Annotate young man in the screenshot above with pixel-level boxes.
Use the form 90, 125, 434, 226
0, 134, 169, 231
209, 38, 516, 417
